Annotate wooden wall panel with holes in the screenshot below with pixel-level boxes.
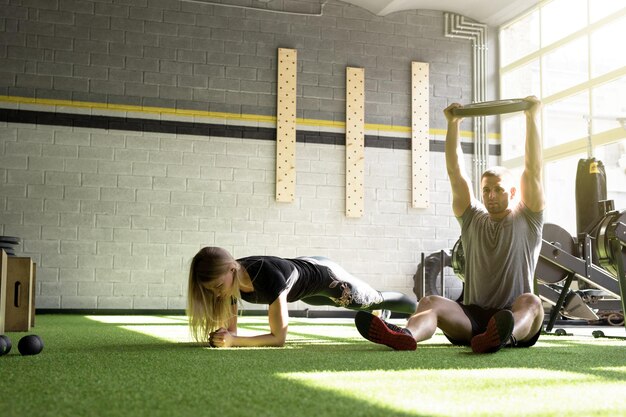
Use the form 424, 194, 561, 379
346, 67, 365, 218
412, 62, 429, 208
276, 48, 297, 202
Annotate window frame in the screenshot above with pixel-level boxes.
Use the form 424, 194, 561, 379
499, 2, 626, 169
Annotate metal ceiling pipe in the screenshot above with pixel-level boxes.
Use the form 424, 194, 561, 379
444, 13, 488, 197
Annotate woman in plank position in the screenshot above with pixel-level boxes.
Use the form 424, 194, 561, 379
187, 246, 417, 347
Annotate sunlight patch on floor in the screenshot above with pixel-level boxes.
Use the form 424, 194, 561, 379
121, 324, 194, 343
83, 316, 625, 354
86, 315, 187, 325
277, 368, 626, 417
86, 315, 192, 343
84, 315, 287, 344
593, 366, 626, 374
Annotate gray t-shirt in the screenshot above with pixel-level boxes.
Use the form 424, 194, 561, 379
458, 200, 543, 309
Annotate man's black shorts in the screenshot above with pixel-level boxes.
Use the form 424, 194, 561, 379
444, 302, 541, 348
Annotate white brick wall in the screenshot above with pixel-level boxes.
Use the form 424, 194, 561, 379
0, 0, 488, 309
0, 121, 468, 310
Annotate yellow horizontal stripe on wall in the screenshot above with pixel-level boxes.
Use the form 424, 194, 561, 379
0, 95, 499, 140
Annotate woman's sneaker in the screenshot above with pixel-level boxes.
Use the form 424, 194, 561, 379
354, 311, 416, 351
470, 309, 514, 353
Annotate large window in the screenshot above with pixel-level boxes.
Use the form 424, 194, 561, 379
500, 1, 626, 235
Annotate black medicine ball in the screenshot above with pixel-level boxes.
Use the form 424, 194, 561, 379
18, 335, 44, 356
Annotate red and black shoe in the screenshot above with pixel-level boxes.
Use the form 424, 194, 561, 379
470, 309, 514, 354
354, 311, 417, 351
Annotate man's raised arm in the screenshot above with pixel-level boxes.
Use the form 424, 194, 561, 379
520, 96, 545, 213
444, 103, 473, 217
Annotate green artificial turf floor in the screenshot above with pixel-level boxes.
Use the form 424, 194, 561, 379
1, 315, 626, 417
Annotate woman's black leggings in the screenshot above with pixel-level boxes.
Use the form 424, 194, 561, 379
301, 292, 416, 315
298, 257, 417, 315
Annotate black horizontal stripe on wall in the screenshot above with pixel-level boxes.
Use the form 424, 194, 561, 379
0, 108, 498, 155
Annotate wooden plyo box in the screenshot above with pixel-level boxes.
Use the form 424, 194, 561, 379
0, 250, 36, 333
0, 250, 6, 334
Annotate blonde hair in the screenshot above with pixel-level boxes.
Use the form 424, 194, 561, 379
187, 247, 242, 342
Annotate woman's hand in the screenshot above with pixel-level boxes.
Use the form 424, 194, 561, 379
206, 290, 290, 348
209, 328, 234, 348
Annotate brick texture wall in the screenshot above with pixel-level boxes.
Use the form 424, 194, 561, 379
0, 0, 495, 311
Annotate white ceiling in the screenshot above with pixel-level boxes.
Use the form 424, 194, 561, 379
340, 0, 540, 26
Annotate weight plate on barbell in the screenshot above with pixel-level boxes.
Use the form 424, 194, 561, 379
451, 237, 465, 281
535, 223, 578, 284
593, 210, 626, 277
0, 236, 21, 244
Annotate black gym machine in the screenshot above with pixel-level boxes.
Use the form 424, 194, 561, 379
535, 158, 626, 333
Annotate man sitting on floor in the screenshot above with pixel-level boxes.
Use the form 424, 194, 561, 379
355, 96, 545, 353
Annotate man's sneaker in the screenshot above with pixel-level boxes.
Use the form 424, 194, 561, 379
354, 311, 416, 351
470, 310, 514, 354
